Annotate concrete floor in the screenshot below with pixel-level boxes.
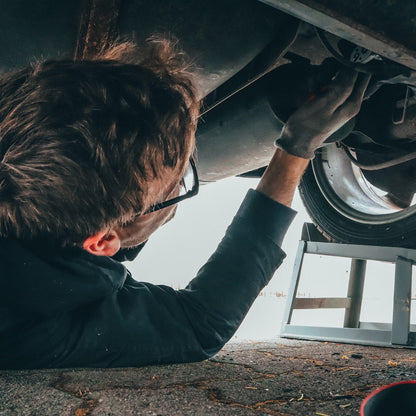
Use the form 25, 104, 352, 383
1, 338, 416, 416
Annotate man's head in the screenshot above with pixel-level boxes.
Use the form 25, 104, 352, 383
0, 39, 199, 251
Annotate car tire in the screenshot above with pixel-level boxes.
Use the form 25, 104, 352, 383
298, 145, 416, 248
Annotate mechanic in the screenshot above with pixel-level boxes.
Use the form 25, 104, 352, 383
0, 40, 370, 369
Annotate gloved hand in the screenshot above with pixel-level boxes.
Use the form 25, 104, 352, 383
275, 70, 371, 159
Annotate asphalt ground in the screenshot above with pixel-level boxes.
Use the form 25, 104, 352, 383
1, 338, 416, 416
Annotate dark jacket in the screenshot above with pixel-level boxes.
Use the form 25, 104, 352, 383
0, 190, 295, 369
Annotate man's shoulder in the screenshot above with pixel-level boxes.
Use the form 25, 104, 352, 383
0, 238, 128, 316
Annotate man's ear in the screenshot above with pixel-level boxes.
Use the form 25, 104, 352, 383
83, 230, 121, 257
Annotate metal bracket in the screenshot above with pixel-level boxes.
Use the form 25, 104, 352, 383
281, 223, 416, 348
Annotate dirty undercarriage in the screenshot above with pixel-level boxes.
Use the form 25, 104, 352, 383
2, 0, 416, 246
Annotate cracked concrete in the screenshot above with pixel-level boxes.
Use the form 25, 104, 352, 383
1, 339, 416, 415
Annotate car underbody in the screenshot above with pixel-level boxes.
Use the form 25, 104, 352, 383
2, 0, 416, 246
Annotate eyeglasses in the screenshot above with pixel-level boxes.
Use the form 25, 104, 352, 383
136, 158, 199, 217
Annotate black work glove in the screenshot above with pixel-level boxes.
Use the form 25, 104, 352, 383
275, 70, 371, 159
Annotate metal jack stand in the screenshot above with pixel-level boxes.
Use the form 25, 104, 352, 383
281, 223, 416, 348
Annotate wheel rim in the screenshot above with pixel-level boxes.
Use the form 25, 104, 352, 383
311, 144, 416, 225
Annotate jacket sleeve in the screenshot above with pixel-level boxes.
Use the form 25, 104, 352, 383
27, 190, 295, 368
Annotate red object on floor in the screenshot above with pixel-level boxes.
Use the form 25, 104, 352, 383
361, 380, 416, 415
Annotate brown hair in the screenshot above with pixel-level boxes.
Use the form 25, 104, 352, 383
0, 38, 200, 246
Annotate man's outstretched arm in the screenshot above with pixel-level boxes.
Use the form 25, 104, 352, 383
172, 69, 371, 358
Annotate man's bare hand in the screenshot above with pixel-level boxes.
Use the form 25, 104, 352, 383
275, 70, 371, 159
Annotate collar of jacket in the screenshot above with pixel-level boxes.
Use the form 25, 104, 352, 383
0, 238, 128, 318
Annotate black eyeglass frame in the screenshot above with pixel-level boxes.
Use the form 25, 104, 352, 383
136, 158, 199, 217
